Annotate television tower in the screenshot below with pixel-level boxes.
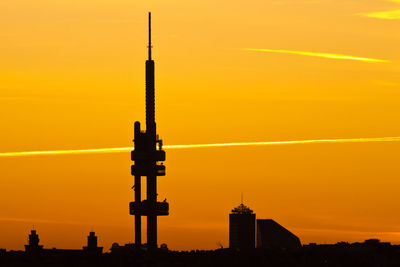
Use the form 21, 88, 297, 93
130, 12, 169, 249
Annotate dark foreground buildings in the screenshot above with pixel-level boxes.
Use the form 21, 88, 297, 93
0, 230, 105, 266
257, 219, 301, 249
229, 202, 301, 250
23, 230, 102, 255
2, 230, 400, 267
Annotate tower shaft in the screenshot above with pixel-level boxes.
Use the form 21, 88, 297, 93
147, 175, 157, 247
145, 59, 156, 137
134, 174, 141, 246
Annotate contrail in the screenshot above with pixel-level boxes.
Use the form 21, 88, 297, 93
245, 48, 388, 63
1, 137, 400, 158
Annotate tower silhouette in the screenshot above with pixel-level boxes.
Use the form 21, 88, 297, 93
130, 12, 169, 249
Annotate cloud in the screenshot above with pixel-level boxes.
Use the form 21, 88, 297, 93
363, 9, 400, 19
244, 48, 388, 63
362, 0, 400, 20
0, 217, 119, 227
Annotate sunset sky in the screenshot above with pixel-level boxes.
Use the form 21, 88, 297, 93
1, 0, 400, 251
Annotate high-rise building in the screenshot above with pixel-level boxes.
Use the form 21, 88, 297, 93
229, 203, 255, 250
256, 219, 301, 249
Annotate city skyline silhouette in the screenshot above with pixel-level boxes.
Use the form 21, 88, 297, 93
1, 1, 400, 253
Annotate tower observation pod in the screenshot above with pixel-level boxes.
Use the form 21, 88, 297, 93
130, 12, 169, 250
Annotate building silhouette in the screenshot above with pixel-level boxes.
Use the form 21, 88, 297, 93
23, 230, 103, 255
130, 12, 169, 249
24, 230, 43, 253
83, 232, 103, 255
229, 203, 255, 250
256, 219, 301, 249
5, 233, 400, 266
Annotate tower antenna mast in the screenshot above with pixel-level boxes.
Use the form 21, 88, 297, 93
148, 12, 152, 60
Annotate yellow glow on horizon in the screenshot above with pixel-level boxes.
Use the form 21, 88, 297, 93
245, 48, 389, 63
1, 136, 400, 157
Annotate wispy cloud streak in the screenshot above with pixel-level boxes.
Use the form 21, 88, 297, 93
0, 217, 120, 227
1, 137, 400, 158
362, 0, 400, 20
363, 9, 400, 20
245, 48, 388, 63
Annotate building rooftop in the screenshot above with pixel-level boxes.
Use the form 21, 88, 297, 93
231, 203, 254, 214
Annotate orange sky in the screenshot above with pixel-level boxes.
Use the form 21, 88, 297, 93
1, 0, 400, 251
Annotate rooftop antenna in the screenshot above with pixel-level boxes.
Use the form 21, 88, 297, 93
148, 12, 152, 60
241, 192, 243, 205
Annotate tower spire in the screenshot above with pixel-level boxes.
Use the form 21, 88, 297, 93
148, 12, 152, 60
145, 12, 155, 132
